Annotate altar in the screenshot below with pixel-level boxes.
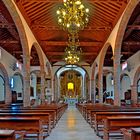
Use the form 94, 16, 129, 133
65, 98, 78, 106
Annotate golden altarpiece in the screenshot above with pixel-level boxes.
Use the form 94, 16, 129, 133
60, 70, 82, 99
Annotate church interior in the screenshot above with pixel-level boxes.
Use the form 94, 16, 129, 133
0, 0, 140, 140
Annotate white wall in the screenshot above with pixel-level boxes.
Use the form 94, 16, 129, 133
0, 47, 22, 77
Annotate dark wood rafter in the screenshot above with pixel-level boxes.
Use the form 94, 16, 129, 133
123, 41, 140, 45
0, 13, 19, 41
31, 25, 112, 31
124, 14, 140, 40
17, 0, 128, 4
43, 41, 103, 46
0, 40, 19, 44
0, 0, 130, 66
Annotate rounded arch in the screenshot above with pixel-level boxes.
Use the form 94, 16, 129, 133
56, 65, 88, 78
131, 66, 140, 104
120, 73, 131, 101
2, 0, 30, 58
30, 42, 46, 104
46, 62, 52, 77
114, 0, 139, 105
13, 72, 24, 86
98, 42, 113, 103
54, 65, 89, 101
133, 66, 140, 86
31, 42, 45, 71
99, 42, 113, 68
0, 63, 9, 82
91, 62, 97, 80
2, 0, 31, 106
115, 0, 139, 54
0, 63, 11, 104
0, 75, 5, 103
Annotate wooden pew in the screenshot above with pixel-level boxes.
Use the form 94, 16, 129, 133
87, 105, 140, 127
0, 117, 43, 140
121, 128, 131, 140
0, 103, 68, 128
0, 112, 51, 136
0, 109, 57, 128
131, 128, 140, 140
94, 111, 140, 136
121, 128, 140, 140
103, 116, 140, 140
0, 130, 15, 140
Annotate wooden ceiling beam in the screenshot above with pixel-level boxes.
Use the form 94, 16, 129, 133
31, 25, 112, 31
44, 41, 102, 46
123, 41, 140, 45
49, 58, 93, 62
0, 23, 15, 28
121, 52, 134, 55
19, 0, 127, 3
127, 25, 140, 30
45, 52, 98, 55
124, 14, 140, 40
0, 40, 19, 44
0, 13, 19, 41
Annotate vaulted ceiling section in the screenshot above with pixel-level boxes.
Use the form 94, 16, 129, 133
1, 0, 139, 66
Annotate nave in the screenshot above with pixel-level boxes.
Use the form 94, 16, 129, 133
46, 107, 101, 140
45, 106, 126, 140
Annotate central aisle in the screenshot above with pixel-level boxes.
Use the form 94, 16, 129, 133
45, 106, 101, 140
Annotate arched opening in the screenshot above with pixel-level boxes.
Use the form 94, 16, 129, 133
103, 71, 114, 105
60, 70, 82, 99
120, 74, 131, 105
30, 44, 45, 105
137, 79, 140, 101
98, 44, 113, 104
30, 71, 41, 105
114, 1, 140, 105
11, 73, 23, 104
0, 75, 5, 104
95, 73, 99, 103
54, 65, 88, 105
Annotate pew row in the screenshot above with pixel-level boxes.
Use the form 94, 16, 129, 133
121, 128, 140, 140
0, 112, 51, 136
0, 117, 43, 140
103, 116, 140, 140
94, 111, 140, 136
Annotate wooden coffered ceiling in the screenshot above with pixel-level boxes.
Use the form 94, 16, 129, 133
2, 0, 139, 67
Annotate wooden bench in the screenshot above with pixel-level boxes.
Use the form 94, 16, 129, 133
94, 111, 140, 136
121, 128, 140, 140
0, 109, 57, 129
0, 130, 15, 140
0, 117, 43, 140
0, 112, 51, 136
103, 116, 140, 140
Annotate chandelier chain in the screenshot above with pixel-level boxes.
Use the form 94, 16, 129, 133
56, 0, 89, 64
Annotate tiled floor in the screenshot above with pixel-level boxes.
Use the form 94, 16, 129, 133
45, 106, 101, 140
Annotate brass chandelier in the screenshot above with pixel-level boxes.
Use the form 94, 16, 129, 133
56, 0, 89, 64
64, 33, 82, 64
